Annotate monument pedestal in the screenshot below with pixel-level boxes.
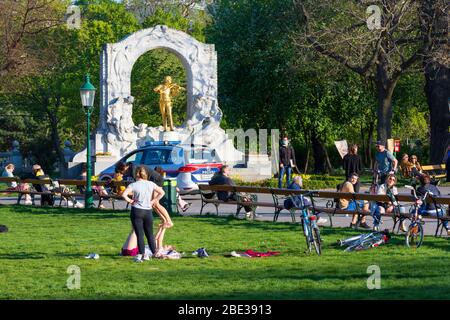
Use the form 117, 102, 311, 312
160, 130, 180, 142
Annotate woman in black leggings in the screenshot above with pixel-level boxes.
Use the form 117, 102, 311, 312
122, 166, 165, 262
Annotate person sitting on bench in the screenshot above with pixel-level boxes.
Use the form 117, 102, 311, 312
209, 165, 256, 219
339, 173, 371, 229
374, 174, 404, 232
284, 176, 328, 225
2, 163, 32, 205
417, 173, 449, 236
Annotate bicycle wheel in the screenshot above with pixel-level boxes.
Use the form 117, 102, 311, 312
301, 219, 312, 253
312, 227, 322, 256
405, 222, 424, 248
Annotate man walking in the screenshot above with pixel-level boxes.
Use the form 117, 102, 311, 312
278, 135, 297, 188
373, 140, 398, 184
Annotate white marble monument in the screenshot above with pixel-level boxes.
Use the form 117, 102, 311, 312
72, 25, 245, 174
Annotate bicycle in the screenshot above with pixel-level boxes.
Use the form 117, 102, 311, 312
404, 185, 427, 248
291, 191, 322, 256
338, 230, 390, 252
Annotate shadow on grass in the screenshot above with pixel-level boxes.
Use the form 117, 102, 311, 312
0, 204, 127, 218
56, 267, 449, 299
0, 252, 46, 260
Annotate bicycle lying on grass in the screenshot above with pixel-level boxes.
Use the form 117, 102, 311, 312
290, 191, 322, 256
337, 230, 390, 252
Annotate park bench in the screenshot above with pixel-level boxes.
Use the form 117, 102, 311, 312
0, 177, 21, 192
305, 191, 450, 237
56, 179, 131, 209
198, 184, 450, 236
94, 180, 131, 210
421, 164, 446, 180
197, 184, 330, 223
13, 178, 54, 206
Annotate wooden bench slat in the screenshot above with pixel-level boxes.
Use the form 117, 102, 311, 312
422, 164, 446, 170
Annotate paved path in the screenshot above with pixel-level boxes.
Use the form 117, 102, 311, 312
1, 186, 449, 237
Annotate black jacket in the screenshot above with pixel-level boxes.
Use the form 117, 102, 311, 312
125, 163, 164, 187
417, 184, 440, 210
209, 173, 235, 201
279, 145, 296, 167
343, 154, 363, 178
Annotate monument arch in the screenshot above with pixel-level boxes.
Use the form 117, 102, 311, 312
72, 25, 243, 173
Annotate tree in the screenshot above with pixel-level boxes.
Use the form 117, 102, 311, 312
293, 0, 440, 144
421, 0, 450, 163
0, 0, 140, 174
0, 0, 66, 79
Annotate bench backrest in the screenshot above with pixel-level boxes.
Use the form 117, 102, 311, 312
0, 177, 20, 183
198, 184, 450, 205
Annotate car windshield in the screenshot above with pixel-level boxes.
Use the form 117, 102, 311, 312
124, 150, 144, 164
143, 148, 183, 165
184, 147, 217, 164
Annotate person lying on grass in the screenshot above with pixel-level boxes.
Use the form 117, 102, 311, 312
121, 229, 175, 257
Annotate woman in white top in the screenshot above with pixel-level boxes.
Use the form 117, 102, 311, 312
122, 166, 165, 262
373, 174, 403, 231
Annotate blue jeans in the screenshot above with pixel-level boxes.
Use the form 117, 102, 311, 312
371, 203, 381, 227
278, 166, 292, 188
419, 207, 448, 230
346, 200, 364, 212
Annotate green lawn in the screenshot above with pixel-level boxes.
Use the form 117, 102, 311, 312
0, 204, 449, 300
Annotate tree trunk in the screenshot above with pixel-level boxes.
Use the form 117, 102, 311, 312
424, 64, 450, 163
46, 98, 66, 176
304, 147, 310, 173
367, 120, 374, 168
323, 144, 334, 175
311, 129, 326, 173
375, 80, 395, 144
421, 0, 450, 164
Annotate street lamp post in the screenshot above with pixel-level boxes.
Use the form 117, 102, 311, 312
80, 74, 96, 209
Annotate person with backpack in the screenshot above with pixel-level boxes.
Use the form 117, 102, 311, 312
373, 140, 398, 184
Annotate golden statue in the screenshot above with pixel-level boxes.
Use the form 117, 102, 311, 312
153, 76, 185, 131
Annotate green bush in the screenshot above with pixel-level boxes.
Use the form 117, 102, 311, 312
231, 174, 346, 190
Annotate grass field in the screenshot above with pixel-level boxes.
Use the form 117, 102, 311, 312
0, 204, 449, 300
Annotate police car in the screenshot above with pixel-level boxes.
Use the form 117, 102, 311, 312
98, 141, 222, 194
